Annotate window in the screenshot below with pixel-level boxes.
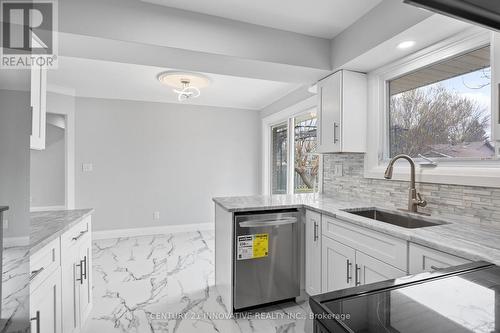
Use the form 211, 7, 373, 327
271, 122, 288, 194
388, 45, 493, 161
269, 110, 320, 195
294, 113, 319, 193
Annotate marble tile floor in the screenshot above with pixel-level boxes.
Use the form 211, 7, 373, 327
83, 231, 313, 333
1, 246, 30, 333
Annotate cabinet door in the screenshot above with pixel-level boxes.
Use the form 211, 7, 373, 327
408, 243, 471, 274
355, 251, 406, 286
30, 65, 47, 150
321, 237, 355, 293
61, 244, 80, 333
78, 233, 93, 324
30, 267, 62, 333
317, 71, 342, 153
305, 210, 322, 295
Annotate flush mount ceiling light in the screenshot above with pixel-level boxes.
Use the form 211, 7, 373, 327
157, 71, 211, 102
397, 40, 416, 49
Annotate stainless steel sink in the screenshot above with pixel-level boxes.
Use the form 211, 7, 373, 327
342, 208, 448, 229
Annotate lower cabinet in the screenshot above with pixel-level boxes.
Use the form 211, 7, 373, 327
61, 217, 93, 333
321, 236, 406, 293
356, 251, 406, 285
321, 236, 355, 292
409, 242, 471, 274
30, 216, 93, 333
305, 210, 322, 295
30, 267, 62, 333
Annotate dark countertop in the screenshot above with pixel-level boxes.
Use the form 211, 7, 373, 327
30, 209, 94, 254
213, 194, 500, 265
310, 261, 496, 332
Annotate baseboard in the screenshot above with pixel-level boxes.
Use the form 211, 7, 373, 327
3, 236, 30, 247
92, 223, 215, 240
30, 205, 66, 212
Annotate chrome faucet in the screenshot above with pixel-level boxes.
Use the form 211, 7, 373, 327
384, 154, 427, 213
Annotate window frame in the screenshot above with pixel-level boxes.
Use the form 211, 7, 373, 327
365, 28, 500, 188
262, 95, 322, 195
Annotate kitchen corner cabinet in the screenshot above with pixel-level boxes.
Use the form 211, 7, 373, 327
408, 243, 471, 274
305, 210, 322, 295
30, 65, 47, 150
30, 216, 92, 333
316, 70, 367, 153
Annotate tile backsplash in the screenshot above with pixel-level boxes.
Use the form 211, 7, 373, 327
323, 153, 500, 225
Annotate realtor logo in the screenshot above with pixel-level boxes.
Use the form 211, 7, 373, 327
1, 0, 58, 68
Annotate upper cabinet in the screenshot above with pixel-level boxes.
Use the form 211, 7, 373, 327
30, 65, 47, 150
316, 70, 367, 153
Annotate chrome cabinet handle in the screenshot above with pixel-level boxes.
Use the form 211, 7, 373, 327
30, 310, 40, 333
333, 122, 339, 143
355, 264, 361, 286
30, 267, 45, 281
76, 261, 84, 285
313, 221, 318, 242
72, 229, 88, 241
346, 260, 352, 283
82, 256, 87, 280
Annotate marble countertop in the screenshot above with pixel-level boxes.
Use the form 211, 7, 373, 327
30, 209, 94, 253
0, 206, 8, 212
213, 194, 500, 265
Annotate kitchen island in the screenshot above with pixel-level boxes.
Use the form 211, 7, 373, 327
214, 193, 500, 313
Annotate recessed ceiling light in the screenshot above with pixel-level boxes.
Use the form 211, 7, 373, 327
397, 41, 416, 49
157, 71, 211, 102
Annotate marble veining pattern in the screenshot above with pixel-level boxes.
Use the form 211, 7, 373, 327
1, 246, 29, 333
83, 231, 312, 333
30, 209, 94, 253
214, 193, 500, 265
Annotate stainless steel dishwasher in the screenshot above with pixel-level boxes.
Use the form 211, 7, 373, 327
233, 209, 300, 310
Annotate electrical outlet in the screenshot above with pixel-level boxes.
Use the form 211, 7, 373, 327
153, 211, 160, 220
3, 219, 8, 229
334, 164, 343, 176
82, 163, 93, 172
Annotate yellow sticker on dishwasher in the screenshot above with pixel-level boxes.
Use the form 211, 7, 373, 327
237, 234, 268, 260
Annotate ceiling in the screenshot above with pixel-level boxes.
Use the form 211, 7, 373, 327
47, 57, 301, 110
141, 0, 382, 39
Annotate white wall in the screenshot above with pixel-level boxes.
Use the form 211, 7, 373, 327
0, 89, 31, 239
30, 123, 65, 208
75, 97, 261, 232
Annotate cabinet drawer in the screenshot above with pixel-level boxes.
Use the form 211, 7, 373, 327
409, 243, 471, 274
61, 216, 91, 250
30, 237, 60, 291
322, 215, 407, 271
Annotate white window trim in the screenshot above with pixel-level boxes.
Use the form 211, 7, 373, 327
365, 27, 500, 188
262, 95, 321, 195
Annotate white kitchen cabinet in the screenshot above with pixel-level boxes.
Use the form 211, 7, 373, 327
78, 231, 93, 323
61, 217, 93, 333
30, 267, 62, 333
61, 241, 80, 333
321, 237, 405, 292
316, 70, 367, 153
305, 210, 322, 295
321, 236, 356, 293
408, 243, 471, 274
355, 251, 406, 285
30, 65, 47, 150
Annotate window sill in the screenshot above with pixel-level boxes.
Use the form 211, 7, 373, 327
364, 164, 500, 188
